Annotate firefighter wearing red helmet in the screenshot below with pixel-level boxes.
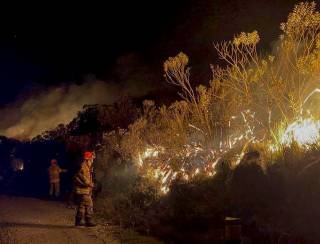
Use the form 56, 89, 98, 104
48, 159, 67, 197
73, 151, 96, 227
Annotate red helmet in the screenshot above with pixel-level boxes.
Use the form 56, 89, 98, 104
84, 151, 94, 160
51, 159, 57, 165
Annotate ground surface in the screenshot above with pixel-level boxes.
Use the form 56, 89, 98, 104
0, 196, 161, 244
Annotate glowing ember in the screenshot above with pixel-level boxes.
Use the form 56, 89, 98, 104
135, 109, 260, 194
11, 158, 24, 172
143, 148, 160, 158
280, 118, 320, 147
138, 147, 161, 167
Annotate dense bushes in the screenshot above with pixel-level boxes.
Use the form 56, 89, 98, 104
93, 148, 320, 243
89, 3, 320, 242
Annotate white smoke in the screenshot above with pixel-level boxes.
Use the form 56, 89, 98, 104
0, 79, 151, 140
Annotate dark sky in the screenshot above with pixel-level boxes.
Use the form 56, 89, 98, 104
0, 0, 300, 105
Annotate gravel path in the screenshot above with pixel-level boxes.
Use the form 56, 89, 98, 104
0, 196, 119, 244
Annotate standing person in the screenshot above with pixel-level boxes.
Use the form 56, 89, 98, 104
73, 151, 96, 227
48, 159, 67, 198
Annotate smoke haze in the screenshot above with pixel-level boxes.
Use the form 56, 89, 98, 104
0, 79, 152, 140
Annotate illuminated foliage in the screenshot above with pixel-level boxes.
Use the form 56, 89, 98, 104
93, 2, 320, 241
100, 2, 320, 196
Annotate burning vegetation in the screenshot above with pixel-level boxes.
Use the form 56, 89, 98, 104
96, 2, 320, 242
2, 1, 320, 243
102, 2, 320, 195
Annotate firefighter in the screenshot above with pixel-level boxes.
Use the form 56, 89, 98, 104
73, 151, 96, 227
48, 159, 67, 197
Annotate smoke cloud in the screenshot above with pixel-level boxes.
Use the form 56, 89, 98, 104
0, 79, 152, 140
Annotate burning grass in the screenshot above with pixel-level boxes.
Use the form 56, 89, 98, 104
105, 1, 320, 195
96, 2, 320, 242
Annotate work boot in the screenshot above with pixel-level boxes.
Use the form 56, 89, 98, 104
75, 216, 85, 227
85, 218, 96, 227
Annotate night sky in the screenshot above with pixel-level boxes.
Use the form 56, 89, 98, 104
0, 0, 300, 105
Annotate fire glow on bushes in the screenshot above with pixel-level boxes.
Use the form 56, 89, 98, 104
135, 111, 261, 194
137, 116, 320, 194
138, 120, 320, 194
138, 147, 161, 167
272, 89, 320, 150
280, 118, 320, 147
137, 141, 248, 194
131, 2, 320, 195
135, 89, 320, 194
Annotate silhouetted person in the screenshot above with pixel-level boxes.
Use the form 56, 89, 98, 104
48, 159, 67, 198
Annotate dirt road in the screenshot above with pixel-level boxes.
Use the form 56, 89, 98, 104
0, 196, 119, 244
